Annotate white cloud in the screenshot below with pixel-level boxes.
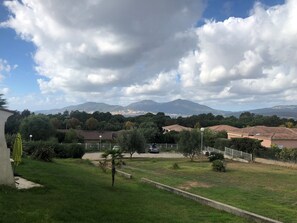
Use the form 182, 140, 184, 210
2, 0, 297, 111
2, 0, 205, 100
178, 0, 297, 109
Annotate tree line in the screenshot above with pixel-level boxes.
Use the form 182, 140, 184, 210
3, 107, 297, 144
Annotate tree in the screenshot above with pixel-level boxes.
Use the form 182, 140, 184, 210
139, 121, 159, 143
85, 117, 99, 130
64, 129, 81, 143
102, 149, 123, 187
20, 114, 55, 141
117, 129, 146, 158
0, 94, 6, 108
50, 117, 62, 129
178, 130, 201, 161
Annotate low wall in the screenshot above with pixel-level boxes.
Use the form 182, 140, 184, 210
254, 158, 297, 169
142, 178, 282, 223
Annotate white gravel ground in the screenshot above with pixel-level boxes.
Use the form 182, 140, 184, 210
82, 152, 184, 161
15, 177, 43, 189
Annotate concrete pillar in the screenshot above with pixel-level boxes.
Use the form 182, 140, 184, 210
0, 109, 15, 187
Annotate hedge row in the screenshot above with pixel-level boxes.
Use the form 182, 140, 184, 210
23, 141, 85, 162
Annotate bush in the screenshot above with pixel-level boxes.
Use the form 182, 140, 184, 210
54, 143, 85, 158
276, 148, 297, 163
254, 146, 281, 160
31, 146, 55, 162
212, 160, 226, 172
23, 141, 85, 159
172, 163, 180, 169
208, 152, 224, 162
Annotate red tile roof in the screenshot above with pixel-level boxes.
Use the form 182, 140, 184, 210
228, 126, 297, 140
162, 124, 192, 132
208, 125, 239, 132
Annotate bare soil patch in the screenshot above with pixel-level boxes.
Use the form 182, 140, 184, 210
178, 181, 212, 190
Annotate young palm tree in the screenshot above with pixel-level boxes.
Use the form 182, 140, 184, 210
101, 148, 123, 187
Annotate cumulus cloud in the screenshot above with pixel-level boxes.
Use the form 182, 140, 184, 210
178, 0, 297, 109
2, 0, 205, 100
2, 0, 297, 111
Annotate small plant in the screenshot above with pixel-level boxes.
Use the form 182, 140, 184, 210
212, 160, 226, 172
208, 152, 224, 162
172, 162, 180, 169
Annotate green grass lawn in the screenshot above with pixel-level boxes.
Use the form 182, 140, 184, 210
0, 158, 250, 223
122, 157, 297, 223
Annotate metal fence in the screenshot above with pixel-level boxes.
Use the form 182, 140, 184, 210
84, 142, 178, 152
204, 146, 253, 162
204, 146, 224, 154
224, 147, 253, 161
84, 142, 114, 152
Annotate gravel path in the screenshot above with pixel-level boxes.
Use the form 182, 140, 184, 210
82, 152, 184, 161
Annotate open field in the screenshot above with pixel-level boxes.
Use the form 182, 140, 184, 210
120, 157, 297, 223
0, 158, 250, 223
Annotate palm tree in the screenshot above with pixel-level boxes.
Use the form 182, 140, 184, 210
0, 94, 7, 108
101, 148, 123, 187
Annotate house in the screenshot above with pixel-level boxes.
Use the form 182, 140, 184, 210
207, 125, 239, 132
162, 124, 192, 133
227, 126, 297, 148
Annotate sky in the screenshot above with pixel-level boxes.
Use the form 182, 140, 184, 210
1, 0, 295, 112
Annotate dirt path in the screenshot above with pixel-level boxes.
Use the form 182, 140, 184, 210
82, 152, 184, 161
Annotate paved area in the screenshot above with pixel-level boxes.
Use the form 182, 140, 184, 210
15, 177, 43, 189
82, 152, 184, 161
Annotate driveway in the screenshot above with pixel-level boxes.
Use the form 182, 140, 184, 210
82, 152, 184, 161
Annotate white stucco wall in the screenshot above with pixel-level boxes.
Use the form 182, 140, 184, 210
0, 109, 15, 187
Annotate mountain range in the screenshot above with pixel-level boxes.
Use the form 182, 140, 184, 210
36, 99, 297, 119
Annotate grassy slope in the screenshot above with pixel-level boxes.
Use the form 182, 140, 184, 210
0, 158, 249, 223
122, 158, 297, 223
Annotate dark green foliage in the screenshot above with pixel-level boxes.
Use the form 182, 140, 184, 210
54, 143, 85, 159
139, 121, 159, 143
230, 138, 263, 153
254, 146, 281, 160
276, 148, 297, 163
5, 133, 16, 149
23, 141, 85, 159
55, 131, 66, 143
20, 114, 55, 141
208, 152, 224, 162
64, 129, 83, 143
178, 130, 201, 161
212, 160, 226, 172
214, 138, 231, 151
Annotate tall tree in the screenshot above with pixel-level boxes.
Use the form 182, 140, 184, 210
20, 114, 55, 141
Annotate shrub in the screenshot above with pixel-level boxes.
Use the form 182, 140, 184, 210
172, 163, 180, 169
23, 141, 85, 159
276, 148, 297, 163
212, 160, 226, 172
54, 143, 85, 158
208, 152, 224, 162
31, 146, 55, 162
